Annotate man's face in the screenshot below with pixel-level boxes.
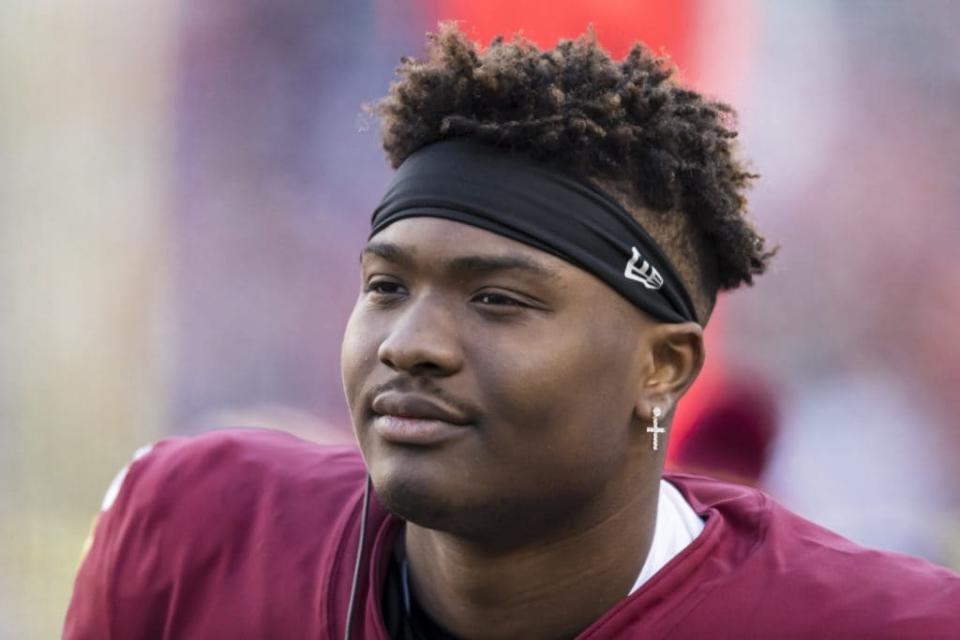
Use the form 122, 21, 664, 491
341, 218, 658, 540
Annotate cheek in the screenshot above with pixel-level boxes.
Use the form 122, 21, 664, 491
472, 316, 638, 469
340, 303, 379, 413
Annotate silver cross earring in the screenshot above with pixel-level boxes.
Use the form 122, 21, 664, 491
646, 407, 665, 451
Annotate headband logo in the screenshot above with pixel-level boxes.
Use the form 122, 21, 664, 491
624, 247, 664, 290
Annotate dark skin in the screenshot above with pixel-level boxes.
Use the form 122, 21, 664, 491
341, 218, 704, 639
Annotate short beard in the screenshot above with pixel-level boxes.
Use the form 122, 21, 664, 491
373, 473, 598, 551
375, 475, 505, 538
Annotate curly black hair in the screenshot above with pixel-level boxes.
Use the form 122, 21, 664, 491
373, 22, 775, 321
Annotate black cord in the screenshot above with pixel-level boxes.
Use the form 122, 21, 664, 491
344, 474, 372, 640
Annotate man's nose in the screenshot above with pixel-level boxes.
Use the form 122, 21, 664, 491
377, 297, 463, 377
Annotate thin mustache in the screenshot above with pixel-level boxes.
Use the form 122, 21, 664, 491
368, 379, 479, 418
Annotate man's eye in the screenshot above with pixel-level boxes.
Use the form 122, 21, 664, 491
365, 280, 405, 295
473, 292, 524, 307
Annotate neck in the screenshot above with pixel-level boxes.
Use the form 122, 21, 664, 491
403, 477, 660, 640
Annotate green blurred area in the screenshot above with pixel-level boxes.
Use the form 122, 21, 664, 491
1, 2, 173, 637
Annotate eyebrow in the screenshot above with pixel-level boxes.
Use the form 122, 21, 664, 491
362, 241, 560, 281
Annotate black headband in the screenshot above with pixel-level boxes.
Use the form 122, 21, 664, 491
370, 139, 699, 324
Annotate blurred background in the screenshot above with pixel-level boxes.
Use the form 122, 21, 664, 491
2, 0, 959, 636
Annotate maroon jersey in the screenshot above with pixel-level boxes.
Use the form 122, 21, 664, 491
65, 428, 960, 639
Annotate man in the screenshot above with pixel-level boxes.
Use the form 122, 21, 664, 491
65, 24, 959, 639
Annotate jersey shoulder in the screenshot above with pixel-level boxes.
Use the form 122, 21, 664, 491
666, 472, 960, 639
65, 428, 366, 639
108, 428, 366, 552
120, 427, 362, 509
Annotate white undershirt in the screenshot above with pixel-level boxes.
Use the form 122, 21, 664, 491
100, 444, 153, 511
628, 479, 704, 594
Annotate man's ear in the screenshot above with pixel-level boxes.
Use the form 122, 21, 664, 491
638, 322, 705, 415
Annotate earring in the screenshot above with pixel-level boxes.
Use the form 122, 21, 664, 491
646, 407, 665, 451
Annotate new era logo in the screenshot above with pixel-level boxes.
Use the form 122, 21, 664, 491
624, 247, 664, 290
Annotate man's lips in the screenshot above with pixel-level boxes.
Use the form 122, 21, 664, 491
371, 392, 472, 425
370, 392, 473, 445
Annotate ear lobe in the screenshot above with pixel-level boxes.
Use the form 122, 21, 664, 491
643, 321, 705, 409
